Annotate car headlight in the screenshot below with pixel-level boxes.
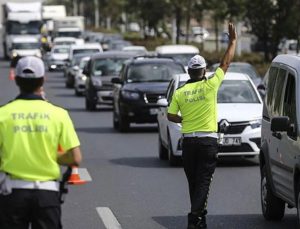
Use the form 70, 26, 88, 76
80, 75, 87, 81
12, 51, 18, 57
250, 119, 262, 129
121, 90, 140, 100
92, 78, 102, 86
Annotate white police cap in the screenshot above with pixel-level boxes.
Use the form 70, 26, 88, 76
188, 55, 207, 69
16, 56, 45, 78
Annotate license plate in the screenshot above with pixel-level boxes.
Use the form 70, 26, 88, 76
150, 108, 159, 115
223, 137, 241, 146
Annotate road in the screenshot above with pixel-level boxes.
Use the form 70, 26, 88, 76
0, 59, 297, 229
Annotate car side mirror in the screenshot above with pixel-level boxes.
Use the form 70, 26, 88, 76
157, 98, 168, 107
257, 84, 265, 91
111, 77, 122, 84
271, 116, 290, 132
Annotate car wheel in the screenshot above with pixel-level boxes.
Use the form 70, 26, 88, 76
118, 113, 129, 132
167, 133, 181, 166
261, 165, 285, 220
158, 132, 168, 160
75, 88, 81, 96
66, 75, 73, 88
85, 97, 96, 111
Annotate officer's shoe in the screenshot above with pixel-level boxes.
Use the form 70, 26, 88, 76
195, 215, 207, 229
187, 214, 207, 229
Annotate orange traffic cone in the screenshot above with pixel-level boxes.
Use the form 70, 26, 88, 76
68, 166, 86, 185
9, 68, 15, 81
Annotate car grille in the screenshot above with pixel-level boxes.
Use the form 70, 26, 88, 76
219, 121, 249, 134
144, 93, 164, 104
219, 143, 253, 152
250, 137, 261, 148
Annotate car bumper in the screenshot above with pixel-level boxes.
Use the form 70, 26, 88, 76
120, 102, 160, 123
171, 126, 261, 157
48, 61, 67, 70
96, 90, 114, 105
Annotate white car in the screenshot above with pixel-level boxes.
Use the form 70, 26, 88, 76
74, 56, 90, 96
47, 45, 70, 71
155, 45, 199, 70
68, 43, 103, 61
157, 72, 263, 166
11, 36, 42, 59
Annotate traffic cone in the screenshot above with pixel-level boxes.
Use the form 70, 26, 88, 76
68, 166, 86, 185
9, 68, 15, 81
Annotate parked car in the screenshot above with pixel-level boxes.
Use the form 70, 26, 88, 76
74, 56, 90, 96
65, 53, 90, 88
111, 56, 186, 132
83, 51, 137, 110
259, 54, 300, 224
155, 44, 199, 70
47, 45, 70, 71
210, 62, 262, 86
157, 72, 263, 166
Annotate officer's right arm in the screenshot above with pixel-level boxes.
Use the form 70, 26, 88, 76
58, 147, 82, 166
219, 23, 237, 73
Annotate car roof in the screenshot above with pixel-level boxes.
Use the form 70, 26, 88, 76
122, 46, 147, 51
155, 45, 199, 54
272, 54, 300, 73
129, 56, 181, 64
91, 51, 137, 60
54, 37, 76, 41
52, 45, 70, 49
173, 72, 252, 87
12, 36, 39, 43
70, 43, 102, 49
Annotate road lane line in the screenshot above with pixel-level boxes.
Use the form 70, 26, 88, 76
96, 207, 122, 229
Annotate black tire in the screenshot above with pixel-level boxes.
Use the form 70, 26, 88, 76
158, 133, 168, 160
118, 113, 129, 132
261, 165, 285, 220
168, 134, 181, 166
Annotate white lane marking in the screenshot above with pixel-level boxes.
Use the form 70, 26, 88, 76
78, 168, 92, 182
96, 207, 122, 229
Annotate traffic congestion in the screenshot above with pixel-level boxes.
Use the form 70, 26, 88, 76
0, 1, 299, 229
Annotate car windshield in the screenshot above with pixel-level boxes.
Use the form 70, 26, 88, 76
55, 41, 75, 46
71, 55, 88, 66
218, 80, 260, 103
127, 62, 185, 83
57, 31, 82, 38
53, 47, 69, 54
160, 53, 196, 66
7, 21, 41, 35
12, 43, 40, 49
92, 58, 127, 76
79, 59, 89, 69
73, 49, 99, 55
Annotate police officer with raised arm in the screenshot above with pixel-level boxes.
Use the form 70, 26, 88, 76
0, 56, 82, 229
167, 23, 237, 229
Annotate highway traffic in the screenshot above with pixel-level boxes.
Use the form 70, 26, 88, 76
0, 59, 297, 228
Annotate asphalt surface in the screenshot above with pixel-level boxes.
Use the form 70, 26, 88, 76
0, 59, 297, 229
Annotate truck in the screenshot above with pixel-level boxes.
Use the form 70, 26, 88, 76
53, 16, 85, 43
42, 5, 66, 38
2, 1, 43, 59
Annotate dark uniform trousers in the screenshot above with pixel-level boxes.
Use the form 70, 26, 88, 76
182, 137, 218, 219
0, 189, 62, 229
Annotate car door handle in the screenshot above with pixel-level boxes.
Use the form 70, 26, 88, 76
272, 132, 282, 139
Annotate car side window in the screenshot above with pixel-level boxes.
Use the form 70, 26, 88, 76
266, 67, 278, 109
282, 73, 297, 138
167, 80, 175, 104
272, 68, 286, 117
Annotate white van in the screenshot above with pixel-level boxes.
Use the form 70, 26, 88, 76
155, 44, 199, 69
260, 54, 300, 224
11, 36, 42, 59
68, 43, 103, 61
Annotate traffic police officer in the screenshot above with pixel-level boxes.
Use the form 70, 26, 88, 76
167, 23, 237, 229
0, 56, 82, 229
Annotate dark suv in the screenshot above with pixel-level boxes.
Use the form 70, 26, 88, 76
111, 56, 186, 132
83, 51, 136, 110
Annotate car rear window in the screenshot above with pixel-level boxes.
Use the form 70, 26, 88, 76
73, 49, 100, 55
127, 62, 185, 82
218, 80, 260, 103
92, 58, 128, 76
